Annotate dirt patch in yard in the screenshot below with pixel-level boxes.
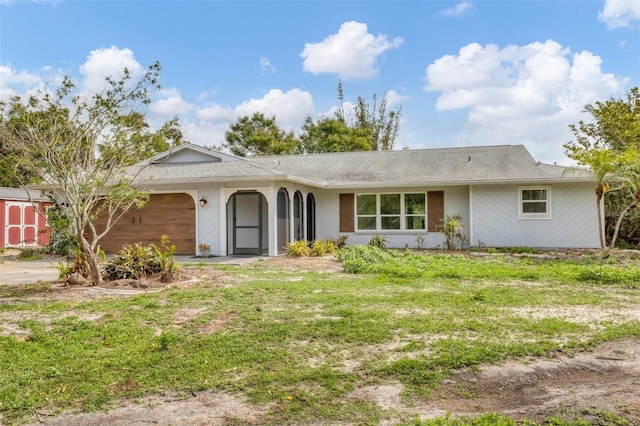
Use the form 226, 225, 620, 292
4, 252, 640, 425
25, 339, 640, 425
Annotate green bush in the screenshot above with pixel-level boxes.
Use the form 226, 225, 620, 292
334, 234, 348, 249
336, 245, 391, 273
17, 246, 48, 260
368, 234, 387, 249
103, 235, 178, 280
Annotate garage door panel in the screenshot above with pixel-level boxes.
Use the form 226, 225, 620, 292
96, 194, 196, 255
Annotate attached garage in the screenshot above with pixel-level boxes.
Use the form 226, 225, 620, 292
97, 193, 196, 255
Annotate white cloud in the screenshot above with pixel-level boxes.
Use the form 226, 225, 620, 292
599, 0, 640, 29
79, 46, 144, 93
259, 56, 276, 73
0, 64, 65, 102
424, 39, 626, 163
300, 21, 403, 79
197, 104, 235, 122
385, 89, 409, 106
150, 95, 193, 116
234, 88, 314, 130
442, 2, 474, 17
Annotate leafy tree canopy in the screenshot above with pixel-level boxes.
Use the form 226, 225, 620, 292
297, 116, 372, 154
0, 62, 182, 284
224, 112, 298, 157
564, 87, 640, 251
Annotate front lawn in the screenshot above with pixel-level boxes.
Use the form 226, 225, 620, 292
1, 248, 639, 425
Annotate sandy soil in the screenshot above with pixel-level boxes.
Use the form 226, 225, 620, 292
3, 253, 639, 425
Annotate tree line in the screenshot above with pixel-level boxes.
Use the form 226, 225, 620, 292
223, 81, 401, 157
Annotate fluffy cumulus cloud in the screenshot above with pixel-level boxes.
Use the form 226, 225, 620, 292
425, 39, 626, 163
150, 88, 193, 116
183, 88, 315, 147
300, 21, 403, 79
599, 0, 640, 28
442, 2, 474, 17
79, 46, 144, 93
234, 88, 314, 130
0, 64, 48, 100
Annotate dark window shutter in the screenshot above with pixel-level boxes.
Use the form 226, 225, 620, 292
339, 193, 355, 232
427, 191, 444, 232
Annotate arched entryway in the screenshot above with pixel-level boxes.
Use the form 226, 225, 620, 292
306, 193, 316, 241
277, 188, 290, 254
227, 191, 268, 255
293, 191, 304, 241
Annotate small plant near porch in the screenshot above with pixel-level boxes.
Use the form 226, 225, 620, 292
441, 213, 465, 250
198, 243, 211, 257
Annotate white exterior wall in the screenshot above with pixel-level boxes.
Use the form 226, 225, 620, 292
315, 186, 470, 249
471, 182, 599, 248
148, 183, 222, 255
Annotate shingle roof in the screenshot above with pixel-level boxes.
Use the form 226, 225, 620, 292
0, 187, 49, 201
252, 145, 592, 187
134, 158, 285, 183
135, 144, 593, 188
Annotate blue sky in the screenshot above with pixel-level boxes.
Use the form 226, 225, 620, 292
1, 0, 638, 164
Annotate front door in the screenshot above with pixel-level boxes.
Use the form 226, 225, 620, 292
231, 192, 264, 255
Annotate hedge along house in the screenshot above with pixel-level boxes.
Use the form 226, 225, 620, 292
96, 143, 599, 256
0, 187, 52, 249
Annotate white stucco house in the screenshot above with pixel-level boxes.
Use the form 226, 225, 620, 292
95, 143, 599, 256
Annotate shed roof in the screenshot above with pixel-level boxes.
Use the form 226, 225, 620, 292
0, 187, 49, 202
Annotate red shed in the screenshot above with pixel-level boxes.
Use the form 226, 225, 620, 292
0, 187, 52, 249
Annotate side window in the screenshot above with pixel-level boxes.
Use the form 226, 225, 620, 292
380, 194, 401, 230
356, 194, 377, 230
405, 193, 426, 230
519, 186, 551, 219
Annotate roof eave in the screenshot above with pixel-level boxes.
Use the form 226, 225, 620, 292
322, 176, 596, 189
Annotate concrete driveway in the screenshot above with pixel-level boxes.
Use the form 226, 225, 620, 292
0, 258, 61, 285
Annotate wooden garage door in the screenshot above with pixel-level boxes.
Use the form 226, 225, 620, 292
97, 193, 196, 255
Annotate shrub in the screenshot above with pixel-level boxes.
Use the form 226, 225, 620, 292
310, 238, 336, 257
441, 213, 465, 250
286, 240, 311, 257
368, 234, 387, 249
336, 245, 391, 273
103, 235, 179, 280
17, 246, 48, 260
334, 234, 348, 249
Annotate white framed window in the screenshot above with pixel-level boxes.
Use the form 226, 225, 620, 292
519, 186, 551, 219
355, 193, 426, 231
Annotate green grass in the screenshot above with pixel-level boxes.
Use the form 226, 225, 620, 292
1, 249, 639, 425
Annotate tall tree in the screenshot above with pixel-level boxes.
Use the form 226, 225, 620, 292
298, 116, 372, 154
224, 112, 298, 157
564, 87, 640, 252
0, 63, 173, 285
352, 93, 401, 150
338, 80, 402, 150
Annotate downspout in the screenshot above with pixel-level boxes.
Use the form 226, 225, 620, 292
469, 185, 474, 247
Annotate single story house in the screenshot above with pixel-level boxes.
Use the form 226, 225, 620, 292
91, 143, 599, 256
0, 187, 51, 249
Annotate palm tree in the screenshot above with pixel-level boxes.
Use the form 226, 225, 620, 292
565, 148, 621, 254
608, 150, 640, 251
